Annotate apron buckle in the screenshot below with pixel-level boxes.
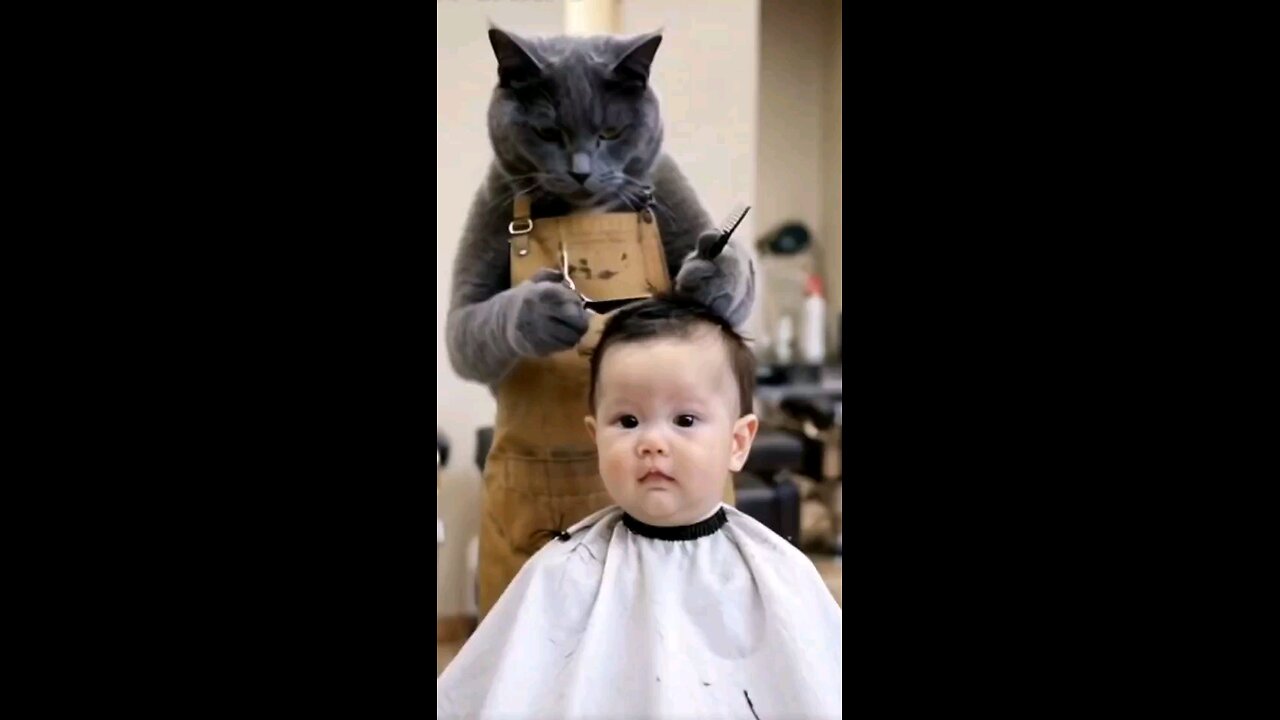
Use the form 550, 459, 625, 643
509, 219, 532, 256
509, 195, 534, 256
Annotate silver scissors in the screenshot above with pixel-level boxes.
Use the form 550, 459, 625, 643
559, 242, 591, 303
558, 243, 636, 314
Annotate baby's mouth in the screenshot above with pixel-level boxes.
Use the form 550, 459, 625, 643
639, 470, 675, 483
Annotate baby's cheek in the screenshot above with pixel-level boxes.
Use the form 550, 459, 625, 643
603, 450, 630, 479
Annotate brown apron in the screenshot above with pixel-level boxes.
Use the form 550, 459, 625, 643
477, 196, 734, 617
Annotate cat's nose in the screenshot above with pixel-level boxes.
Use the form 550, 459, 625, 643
569, 172, 590, 185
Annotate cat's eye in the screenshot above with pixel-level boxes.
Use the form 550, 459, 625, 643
618, 415, 639, 429
674, 415, 697, 428
599, 126, 625, 140
534, 127, 563, 143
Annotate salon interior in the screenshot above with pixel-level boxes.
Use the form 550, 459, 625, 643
437, 0, 842, 674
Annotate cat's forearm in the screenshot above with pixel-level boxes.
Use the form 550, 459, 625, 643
649, 154, 715, 278
446, 293, 522, 386
652, 154, 756, 328
446, 166, 522, 386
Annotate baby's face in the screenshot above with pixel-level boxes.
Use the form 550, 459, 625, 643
585, 331, 757, 526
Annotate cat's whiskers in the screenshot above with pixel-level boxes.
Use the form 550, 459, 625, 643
605, 175, 649, 211
647, 195, 679, 227
503, 172, 554, 185
484, 188, 520, 213
485, 176, 544, 213
587, 187, 625, 211
610, 190, 638, 213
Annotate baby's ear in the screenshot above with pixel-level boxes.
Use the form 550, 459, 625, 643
728, 414, 759, 472
584, 415, 598, 442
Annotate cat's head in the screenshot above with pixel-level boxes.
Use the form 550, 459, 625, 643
487, 27, 665, 209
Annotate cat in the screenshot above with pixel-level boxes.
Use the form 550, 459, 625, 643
446, 27, 755, 386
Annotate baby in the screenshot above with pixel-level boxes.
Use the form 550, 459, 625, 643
437, 295, 841, 719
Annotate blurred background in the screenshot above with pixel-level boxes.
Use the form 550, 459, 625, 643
437, 0, 842, 667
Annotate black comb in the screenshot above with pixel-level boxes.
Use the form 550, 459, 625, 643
699, 204, 751, 260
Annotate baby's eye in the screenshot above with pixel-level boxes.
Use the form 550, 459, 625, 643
617, 415, 639, 429
674, 415, 697, 428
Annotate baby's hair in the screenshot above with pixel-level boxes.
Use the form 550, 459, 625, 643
588, 294, 756, 416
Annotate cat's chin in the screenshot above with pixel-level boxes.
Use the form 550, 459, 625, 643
565, 197, 626, 214
562, 191, 607, 209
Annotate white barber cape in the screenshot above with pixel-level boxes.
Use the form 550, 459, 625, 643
436, 504, 842, 720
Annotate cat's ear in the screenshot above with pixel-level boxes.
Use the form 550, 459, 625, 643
489, 27, 543, 89
610, 31, 662, 90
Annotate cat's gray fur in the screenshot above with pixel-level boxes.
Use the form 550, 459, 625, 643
447, 28, 755, 386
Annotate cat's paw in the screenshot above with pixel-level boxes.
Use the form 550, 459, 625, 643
674, 230, 755, 326
507, 271, 589, 356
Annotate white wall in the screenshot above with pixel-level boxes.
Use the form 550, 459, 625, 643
436, 0, 761, 617
820, 0, 842, 337
436, 0, 567, 617
755, 0, 842, 356
620, 0, 763, 339
757, 0, 825, 243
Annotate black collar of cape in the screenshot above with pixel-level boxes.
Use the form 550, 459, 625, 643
622, 507, 728, 541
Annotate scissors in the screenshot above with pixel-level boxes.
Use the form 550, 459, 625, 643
558, 243, 640, 315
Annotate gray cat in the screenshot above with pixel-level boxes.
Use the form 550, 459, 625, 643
447, 28, 755, 386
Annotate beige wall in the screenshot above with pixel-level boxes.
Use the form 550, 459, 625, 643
757, 0, 825, 243
565, 0, 620, 34
821, 0, 842, 336
436, 1, 567, 617
436, 0, 761, 617
620, 0, 763, 338
755, 0, 842, 354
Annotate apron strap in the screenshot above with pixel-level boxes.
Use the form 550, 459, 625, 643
509, 194, 533, 256
512, 195, 532, 223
